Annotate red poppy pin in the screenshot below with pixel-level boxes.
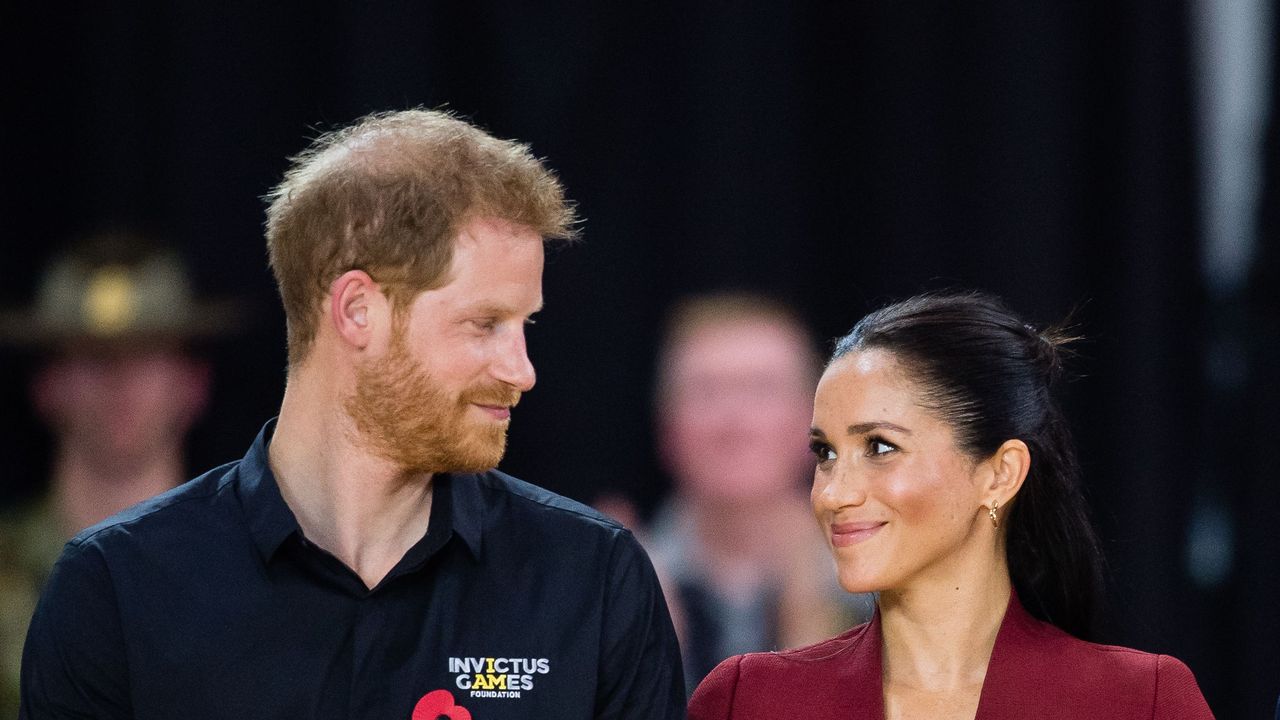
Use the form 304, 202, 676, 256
411, 689, 472, 720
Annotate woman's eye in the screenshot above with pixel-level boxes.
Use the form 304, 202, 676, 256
810, 442, 837, 463
868, 439, 896, 457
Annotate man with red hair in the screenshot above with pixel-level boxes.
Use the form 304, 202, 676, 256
20, 110, 684, 719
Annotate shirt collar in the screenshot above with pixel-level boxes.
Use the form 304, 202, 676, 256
235, 419, 485, 565
236, 419, 301, 563
446, 471, 484, 561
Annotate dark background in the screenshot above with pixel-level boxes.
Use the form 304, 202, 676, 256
2, 3, 1276, 717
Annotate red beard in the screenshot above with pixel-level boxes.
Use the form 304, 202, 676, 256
346, 331, 520, 474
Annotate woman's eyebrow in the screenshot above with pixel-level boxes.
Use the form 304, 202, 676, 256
846, 421, 912, 436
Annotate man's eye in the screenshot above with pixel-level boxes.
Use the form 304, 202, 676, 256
470, 318, 497, 331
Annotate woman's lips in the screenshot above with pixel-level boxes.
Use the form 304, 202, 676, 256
829, 521, 887, 547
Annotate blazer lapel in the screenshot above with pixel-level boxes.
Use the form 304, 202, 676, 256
842, 608, 886, 718
974, 592, 1051, 719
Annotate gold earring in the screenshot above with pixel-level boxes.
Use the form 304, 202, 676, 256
989, 500, 1000, 529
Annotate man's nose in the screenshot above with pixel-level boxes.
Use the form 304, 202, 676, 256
492, 329, 536, 392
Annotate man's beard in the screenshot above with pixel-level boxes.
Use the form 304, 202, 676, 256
345, 334, 520, 475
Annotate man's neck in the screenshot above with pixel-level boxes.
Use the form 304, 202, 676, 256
52, 446, 184, 536
269, 376, 435, 590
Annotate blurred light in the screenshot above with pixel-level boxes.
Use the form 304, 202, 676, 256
1186, 492, 1235, 588
1190, 0, 1273, 296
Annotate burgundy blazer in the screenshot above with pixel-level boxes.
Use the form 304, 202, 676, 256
688, 594, 1214, 719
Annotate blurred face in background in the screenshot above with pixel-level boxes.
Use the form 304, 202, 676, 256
658, 317, 817, 504
32, 342, 210, 469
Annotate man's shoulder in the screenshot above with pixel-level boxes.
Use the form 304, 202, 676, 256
69, 461, 243, 553
471, 469, 623, 534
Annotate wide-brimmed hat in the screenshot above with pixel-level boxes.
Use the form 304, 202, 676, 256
0, 233, 241, 347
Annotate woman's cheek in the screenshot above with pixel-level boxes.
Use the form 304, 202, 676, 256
883, 457, 967, 526
879, 466, 935, 522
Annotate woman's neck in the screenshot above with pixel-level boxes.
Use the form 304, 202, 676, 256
878, 549, 1013, 693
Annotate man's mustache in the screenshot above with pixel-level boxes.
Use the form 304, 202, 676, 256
462, 384, 521, 408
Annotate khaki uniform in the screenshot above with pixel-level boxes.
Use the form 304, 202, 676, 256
0, 500, 65, 719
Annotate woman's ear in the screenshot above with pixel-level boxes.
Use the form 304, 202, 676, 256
986, 438, 1031, 506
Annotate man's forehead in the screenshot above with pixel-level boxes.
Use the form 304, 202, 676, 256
675, 321, 807, 365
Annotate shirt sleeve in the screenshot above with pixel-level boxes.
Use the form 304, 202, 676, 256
687, 654, 741, 720
20, 539, 132, 720
594, 528, 686, 720
1152, 654, 1214, 720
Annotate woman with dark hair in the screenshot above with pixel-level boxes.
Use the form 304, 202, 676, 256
688, 292, 1213, 719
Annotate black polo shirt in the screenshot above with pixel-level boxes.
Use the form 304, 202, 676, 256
20, 421, 685, 719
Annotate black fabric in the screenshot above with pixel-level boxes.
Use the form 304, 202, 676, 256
19, 421, 684, 719
674, 582, 720, 689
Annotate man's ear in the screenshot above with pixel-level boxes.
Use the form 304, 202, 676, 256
328, 270, 390, 351
984, 438, 1031, 507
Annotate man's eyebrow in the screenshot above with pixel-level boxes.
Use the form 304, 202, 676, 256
460, 301, 544, 317
846, 421, 912, 436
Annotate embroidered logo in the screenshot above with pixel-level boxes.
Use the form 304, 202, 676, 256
412, 689, 471, 720
447, 656, 551, 700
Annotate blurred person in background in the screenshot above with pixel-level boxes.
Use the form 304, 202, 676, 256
645, 292, 872, 691
0, 233, 229, 717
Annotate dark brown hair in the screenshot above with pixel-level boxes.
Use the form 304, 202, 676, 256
833, 291, 1103, 639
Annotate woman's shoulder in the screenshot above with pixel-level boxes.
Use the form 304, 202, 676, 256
1056, 638, 1211, 714
994, 608, 1214, 717
688, 623, 882, 720
1010, 608, 1183, 678
771, 620, 873, 662
695, 621, 871, 686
